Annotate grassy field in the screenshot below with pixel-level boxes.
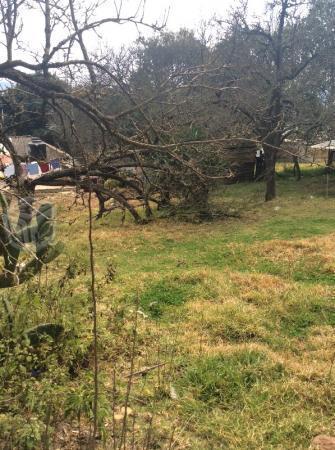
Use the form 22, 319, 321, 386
1, 166, 335, 449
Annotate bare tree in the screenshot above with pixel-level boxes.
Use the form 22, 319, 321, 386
213, 0, 320, 200
0, 3, 247, 219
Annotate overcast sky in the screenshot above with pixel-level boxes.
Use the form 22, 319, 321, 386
16, 0, 266, 55
95, 0, 266, 49
96, 0, 233, 49
135, 0, 265, 29
0, 0, 267, 64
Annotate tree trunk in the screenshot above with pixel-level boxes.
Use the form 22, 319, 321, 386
96, 192, 107, 219
263, 142, 277, 201
184, 183, 209, 210
17, 192, 35, 230
144, 197, 153, 218
293, 156, 301, 181
157, 190, 170, 210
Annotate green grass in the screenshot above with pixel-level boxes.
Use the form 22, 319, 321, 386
77, 169, 335, 282
2, 167, 335, 449
139, 277, 196, 319
176, 349, 328, 449
181, 350, 287, 408
279, 298, 335, 337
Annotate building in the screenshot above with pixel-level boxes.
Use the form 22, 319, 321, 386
221, 140, 258, 183
309, 140, 335, 164
277, 139, 335, 165
0, 136, 72, 179
9, 136, 70, 163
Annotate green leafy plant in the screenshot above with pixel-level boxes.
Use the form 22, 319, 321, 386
0, 193, 63, 288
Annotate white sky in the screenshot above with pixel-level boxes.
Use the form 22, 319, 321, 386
0, 0, 268, 89
93, 0, 266, 49
109, 0, 231, 47
93, 0, 234, 49
0, 0, 267, 64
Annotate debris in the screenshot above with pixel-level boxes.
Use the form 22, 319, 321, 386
120, 406, 134, 417
126, 362, 167, 378
137, 310, 148, 319
170, 384, 178, 400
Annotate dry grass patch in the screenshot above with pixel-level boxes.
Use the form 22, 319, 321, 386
188, 299, 269, 344
256, 234, 335, 279
229, 271, 291, 305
